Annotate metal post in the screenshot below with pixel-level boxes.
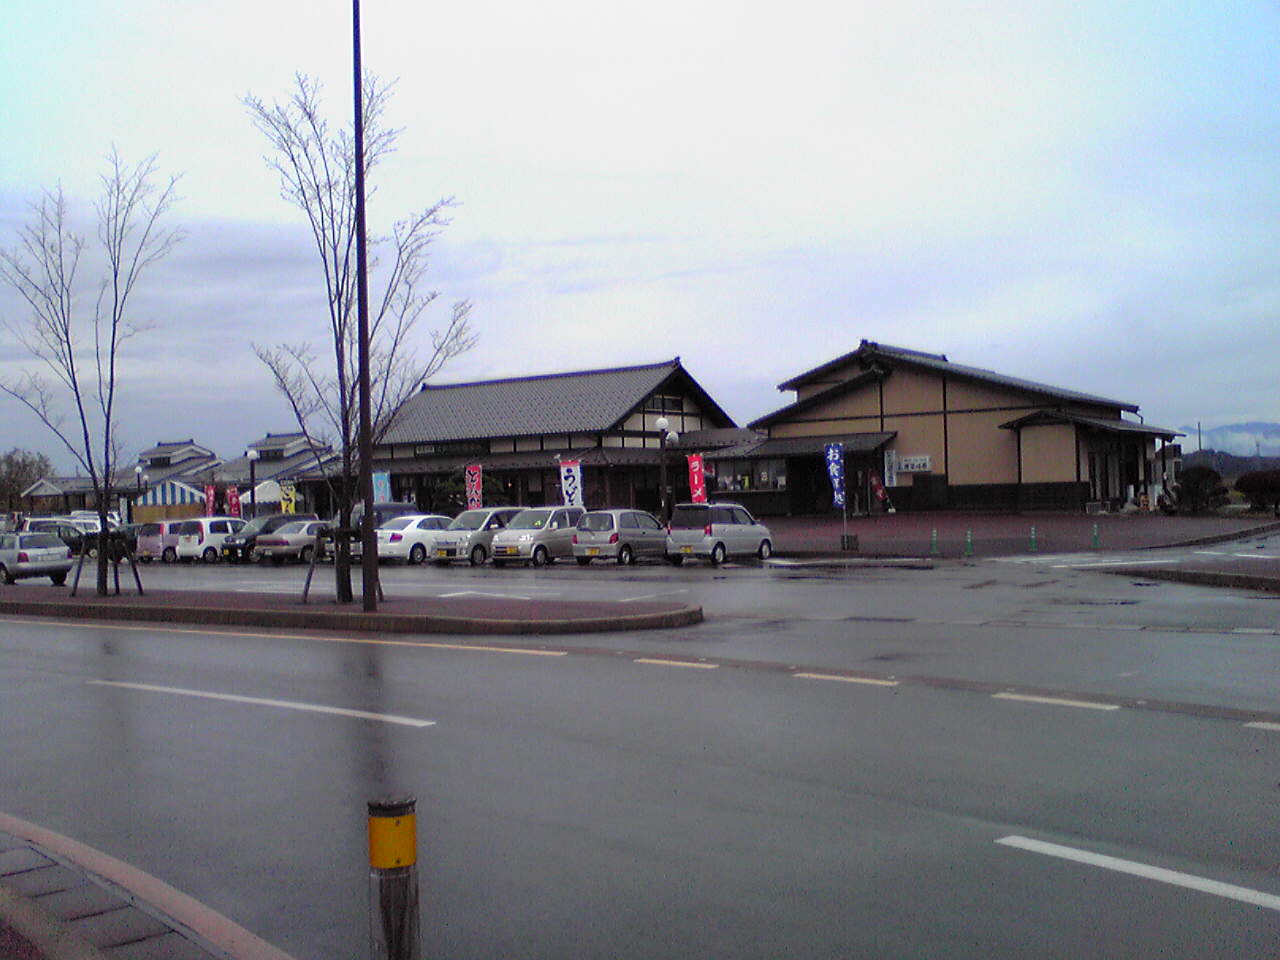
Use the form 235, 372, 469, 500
658, 431, 667, 521
1092, 523, 1100, 549
248, 454, 258, 520
963, 529, 973, 558
1029, 526, 1037, 552
368, 797, 419, 960
929, 528, 938, 556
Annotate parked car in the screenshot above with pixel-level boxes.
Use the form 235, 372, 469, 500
572, 508, 667, 565
490, 506, 586, 567
221, 512, 320, 563
665, 502, 773, 565
374, 514, 452, 565
431, 507, 524, 566
0, 532, 74, 585
255, 520, 331, 564
345, 502, 425, 559
23, 518, 90, 557
174, 517, 247, 562
136, 521, 181, 563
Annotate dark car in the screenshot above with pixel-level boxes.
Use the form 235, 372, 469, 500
221, 512, 320, 562
25, 519, 89, 557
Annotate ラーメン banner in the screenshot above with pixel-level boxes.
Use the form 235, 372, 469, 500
686, 454, 707, 503
226, 485, 241, 518
465, 464, 483, 509
559, 460, 584, 507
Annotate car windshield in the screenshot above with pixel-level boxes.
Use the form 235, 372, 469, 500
507, 510, 551, 530
381, 517, 416, 531
448, 510, 488, 531
20, 534, 63, 549
579, 513, 615, 532
273, 522, 310, 535
670, 505, 708, 529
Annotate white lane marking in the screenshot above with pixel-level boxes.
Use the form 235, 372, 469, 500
1194, 550, 1230, 556
617, 591, 688, 602
437, 590, 533, 600
995, 835, 1280, 912
1231, 553, 1280, 560
88, 680, 435, 727
1232, 628, 1278, 635
793, 672, 899, 686
1245, 722, 1280, 732
1052, 559, 1182, 568
633, 658, 718, 669
992, 692, 1120, 711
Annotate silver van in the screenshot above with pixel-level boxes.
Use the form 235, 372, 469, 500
664, 502, 773, 566
431, 507, 524, 566
490, 506, 586, 567
573, 509, 666, 565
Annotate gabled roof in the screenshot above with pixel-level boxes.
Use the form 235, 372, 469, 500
704, 431, 897, 460
750, 368, 887, 429
777, 340, 1137, 412
999, 410, 1182, 440
217, 444, 334, 484
249, 432, 310, 452
138, 439, 215, 460
379, 359, 736, 444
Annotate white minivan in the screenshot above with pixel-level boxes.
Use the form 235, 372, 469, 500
175, 516, 247, 562
664, 502, 773, 566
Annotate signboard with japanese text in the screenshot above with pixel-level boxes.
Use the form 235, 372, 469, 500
465, 464, 483, 510
687, 454, 707, 503
870, 471, 889, 503
824, 443, 846, 509
884, 449, 898, 488
896, 455, 931, 473
559, 460, 584, 507
204, 485, 216, 516
226, 486, 241, 518
373, 471, 391, 503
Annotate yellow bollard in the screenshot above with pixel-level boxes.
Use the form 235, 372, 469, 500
369, 797, 420, 960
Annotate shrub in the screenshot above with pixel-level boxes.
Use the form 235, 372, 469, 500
1235, 469, 1280, 514
1173, 466, 1229, 514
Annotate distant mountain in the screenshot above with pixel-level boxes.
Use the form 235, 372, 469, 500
1179, 422, 1280, 457
1184, 449, 1280, 480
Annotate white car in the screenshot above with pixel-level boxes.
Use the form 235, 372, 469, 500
665, 502, 773, 565
174, 516, 247, 562
490, 506, 586, 567
375, 514, 452, 565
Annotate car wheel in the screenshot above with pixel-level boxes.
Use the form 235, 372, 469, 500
757, 539, 773, 560
576, 557, 591, 566
532, 546, 548, 568
202, 547, 218, 563
0, 564, 13, 585
617, 545, 634, 566
665, 555, 684, 567
50, 572, 67, 586
710, 543, 727, 566
300, 545, 314, 565
469, 545, 487, 567
162, 547, 176, 563
409, 544, 426, 565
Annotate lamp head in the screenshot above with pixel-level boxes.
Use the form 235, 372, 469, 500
247, 449, 260, 462
666, 430, 679, 444
655, 416, 669, 432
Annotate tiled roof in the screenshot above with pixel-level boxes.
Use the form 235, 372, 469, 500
704, 432, 897, 459
138, 439, 213, 459
777, 340, 1137, 412
380, 359, 735, 444
1000, 410, 1181, 439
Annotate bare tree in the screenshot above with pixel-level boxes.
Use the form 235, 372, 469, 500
0, 150, 181, 595
245, 74, 475, 602
0, 448, 53, 514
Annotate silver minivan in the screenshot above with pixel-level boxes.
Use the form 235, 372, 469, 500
490, 506, 586, 567
573, 509, 666, 565
431, 507, 524, 566
664, 502, 773, 565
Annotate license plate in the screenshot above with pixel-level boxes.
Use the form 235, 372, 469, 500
436, 548, 449, 557
681, 546, 693, 554
586, 547, 599, 556
496, 547, 516, 556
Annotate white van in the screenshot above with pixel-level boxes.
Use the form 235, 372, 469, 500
174, 516, 247, 562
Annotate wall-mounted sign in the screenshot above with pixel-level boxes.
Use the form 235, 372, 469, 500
897, 455, 932, 473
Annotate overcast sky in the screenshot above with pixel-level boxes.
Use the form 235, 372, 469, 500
2, 0, 1278, 470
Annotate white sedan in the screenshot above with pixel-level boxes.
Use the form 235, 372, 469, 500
375, 514, 452, 565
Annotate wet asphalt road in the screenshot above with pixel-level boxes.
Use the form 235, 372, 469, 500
1, 549, 1277, 958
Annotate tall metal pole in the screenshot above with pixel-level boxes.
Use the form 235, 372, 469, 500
353, 0, 378, 612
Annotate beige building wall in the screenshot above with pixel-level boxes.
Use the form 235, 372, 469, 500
947, 411, 1021, 484
883, 414, 946, 475
882, 368, 943, 415
946, 378, 1031, 411
1020, 424, 1078, 483
770, 414, 882, 439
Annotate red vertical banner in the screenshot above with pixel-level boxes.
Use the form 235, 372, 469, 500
227, 485, 241, 518
204, 484, 216, 516
687, 454, 707, 503
465, 464, 483, 510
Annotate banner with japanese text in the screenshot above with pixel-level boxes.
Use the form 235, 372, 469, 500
686, 454, 707, 503
279, 482, 297, 514
824, 443, 846, 509
465, 464, 483, 510
559, 460, 584, 507
226, 486, 241, 518
204, 484, 216, 516
372, 471, 391, 503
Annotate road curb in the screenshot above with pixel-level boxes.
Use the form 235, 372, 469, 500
1100, 566, 1280, 594
1139, 519, 1280, 551
0, 812, 297, 960
0, 597, 704, 635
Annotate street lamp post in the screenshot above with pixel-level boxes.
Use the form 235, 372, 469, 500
133, 465, 142, 523
247, 449, 259, 520
655, 416, 679, 521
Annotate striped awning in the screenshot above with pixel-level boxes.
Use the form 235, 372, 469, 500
139, 479, 206, 506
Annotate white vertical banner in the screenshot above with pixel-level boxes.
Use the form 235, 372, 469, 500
884, 449, 898, 488
559, 460, 584, 507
